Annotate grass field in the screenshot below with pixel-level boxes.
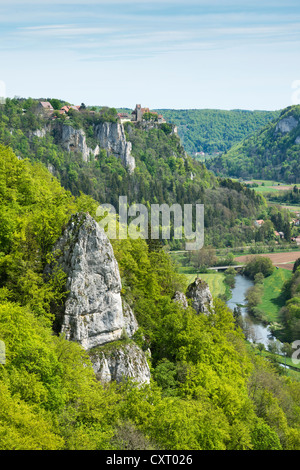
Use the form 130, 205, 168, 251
245, 180, 300, 212
193, 273, 227, 298
247, 180, 300, 194
257, 268, 293, 322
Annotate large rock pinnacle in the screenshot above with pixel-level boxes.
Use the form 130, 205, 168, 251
46, 212, 136, 349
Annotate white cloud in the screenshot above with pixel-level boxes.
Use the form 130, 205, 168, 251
19, 24, 119, 36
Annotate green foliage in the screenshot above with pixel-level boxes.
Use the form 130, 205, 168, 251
142, 112, 158, 122
293, 258, 300, 273
155, 108, 280, 155
208, 105, 300, 183
279, 268, 300, 341
0, 381, 64, 450
245, 284, 264, 318
0, 128, 300, 449
0, 98, 269, 250
243, 256, 275, 279
224, 267, 237, 289
250, 419, 282, 450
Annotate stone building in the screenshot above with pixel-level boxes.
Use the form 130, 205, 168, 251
131, 104, 143, 122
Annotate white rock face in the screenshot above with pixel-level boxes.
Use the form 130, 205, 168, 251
173, 291, 188, 309
186, 277, 214, 315
295, 136, 300, 145
60, 124, 97, 162
32, 128, 47, 138
275, 116, 298, 134
47, 163, 56, 175
90, 342, 151, 385
55, 121, 135, 172
123, 300, 139, 337
45, 212, 149, 384
94, 122, 135, 173
46, 213, 137, 349
29, 124, 51, 140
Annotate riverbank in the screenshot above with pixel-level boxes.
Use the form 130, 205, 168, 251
227, 274, 273, 347
257, 268, 292, 323
171, 251, 300, 378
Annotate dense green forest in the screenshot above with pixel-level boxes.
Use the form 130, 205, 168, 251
1, 144, 300, 450
153, 108, 280, 155
207, 105, 300, 183
0, 98, 289, 250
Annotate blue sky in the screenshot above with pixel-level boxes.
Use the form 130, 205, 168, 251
1, 0, 300, 110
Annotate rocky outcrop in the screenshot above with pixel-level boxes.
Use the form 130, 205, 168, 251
173, 291, 188, 309
38, 120, 135, 172
45, 213, 137, 349
29, 124, 52, 140
31, 128, 48, 138
275, 116, 298, 134
295, 136, 300, 145
94, 122, 135, 173
123, 300, 139, 338
58, 124, 99, 162
186, 277, 214, 315
90, 341, 151, 385
45, 212, 149, 384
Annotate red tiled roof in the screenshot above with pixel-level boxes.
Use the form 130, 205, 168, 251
40, 101, 53, 110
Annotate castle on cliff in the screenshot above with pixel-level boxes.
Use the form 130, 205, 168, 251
117, 104, 166, 124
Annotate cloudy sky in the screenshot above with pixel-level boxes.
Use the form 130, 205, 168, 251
1, 0, 300, 110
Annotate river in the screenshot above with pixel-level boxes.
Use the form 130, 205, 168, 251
227, 274, 273, 348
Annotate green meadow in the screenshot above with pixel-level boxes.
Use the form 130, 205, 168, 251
257, 267, 293, 322
248, 180, 299, 193
170, 251, 227, 298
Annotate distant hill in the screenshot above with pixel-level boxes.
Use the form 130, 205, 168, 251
154, 108, 280, 156
207, 105, 300, 183
0, 97, 270, 249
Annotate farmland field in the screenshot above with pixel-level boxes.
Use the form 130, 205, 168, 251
234, 251, 300, 270
246, 180, 300, 194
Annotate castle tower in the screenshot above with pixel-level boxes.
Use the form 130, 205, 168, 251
136, 104, 142, 122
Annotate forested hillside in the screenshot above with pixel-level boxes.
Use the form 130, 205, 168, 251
207, 105, 300, 183
0, 97, 286, 249
154, 109, 280, 155
1, 144, 300, 450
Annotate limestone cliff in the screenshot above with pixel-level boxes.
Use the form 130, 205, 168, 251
275, 115, 298, 134
45, 212, 127, 348
94, 122, 135, 173
45, 212, 150, 384
186, 277, 214, 315
31, 120, 135, 172
57, 124, 99, 162
53, 121, 135, 172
